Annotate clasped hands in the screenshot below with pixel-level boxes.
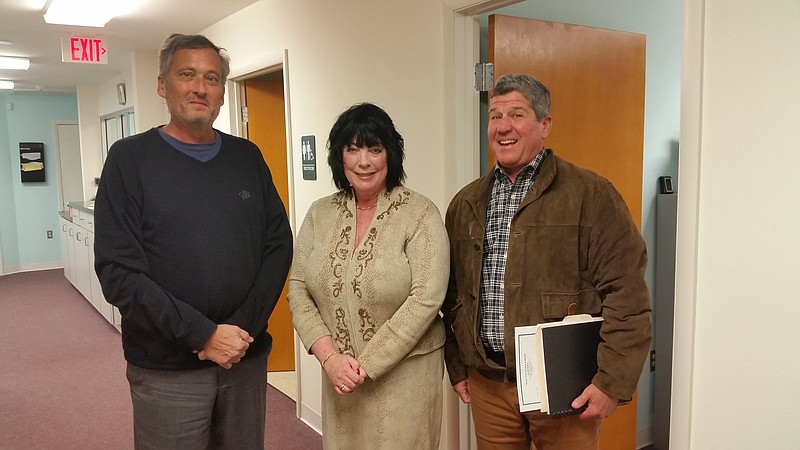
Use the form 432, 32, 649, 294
323, 353, 367, 396
196, 324, 253, 369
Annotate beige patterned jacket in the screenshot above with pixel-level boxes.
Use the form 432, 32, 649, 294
287, 187, 449, 379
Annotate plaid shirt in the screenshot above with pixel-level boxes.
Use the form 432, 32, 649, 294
480, 149, 548, 351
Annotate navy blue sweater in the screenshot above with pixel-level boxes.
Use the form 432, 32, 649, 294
94, 127, 293, 370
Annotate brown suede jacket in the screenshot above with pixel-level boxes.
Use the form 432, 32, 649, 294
442, 150, 652, 401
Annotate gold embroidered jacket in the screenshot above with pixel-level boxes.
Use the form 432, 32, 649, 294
288, 186, 449, 380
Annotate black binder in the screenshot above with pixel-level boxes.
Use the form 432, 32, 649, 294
535, 315, 603, 417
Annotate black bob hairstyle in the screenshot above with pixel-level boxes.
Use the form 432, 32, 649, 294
327, 103, 406, 194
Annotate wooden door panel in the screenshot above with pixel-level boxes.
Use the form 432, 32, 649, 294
244, 78, 294, 372
490, 15, 646, 449
489, 14, 645, 229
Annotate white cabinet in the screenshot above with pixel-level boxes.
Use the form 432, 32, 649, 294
73, 226, 92, 300
77, 208, 94, 232
59, 216, 75, 283
60, 206, 120, 331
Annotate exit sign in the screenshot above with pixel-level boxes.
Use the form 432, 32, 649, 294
61, 36, 108, 64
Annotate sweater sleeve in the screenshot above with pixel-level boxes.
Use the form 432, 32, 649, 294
357, 201, 450, 380
286, 203, 333, 351
589, 180, 653, 401
94, 140, 216, 351
222, 157, 293, 337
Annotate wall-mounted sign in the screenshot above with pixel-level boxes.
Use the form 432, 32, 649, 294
20, 142, 45, 183
61, 36, 107, 64
301, 135, 317, 181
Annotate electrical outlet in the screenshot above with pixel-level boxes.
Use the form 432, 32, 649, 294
650, 350, 656, 372
47, 230, 53, 239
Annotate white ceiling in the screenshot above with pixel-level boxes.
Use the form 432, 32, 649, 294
0, 0, 259, 93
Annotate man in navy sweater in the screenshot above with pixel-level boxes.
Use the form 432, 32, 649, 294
94, 34, 292, 449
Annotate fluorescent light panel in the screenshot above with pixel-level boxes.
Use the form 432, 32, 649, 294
0, 56, 30, 70
0, 80, 14, 90
44, 0, 115, 27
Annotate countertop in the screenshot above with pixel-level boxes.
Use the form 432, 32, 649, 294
68, 201, 95, 214
60, 201, 95, 223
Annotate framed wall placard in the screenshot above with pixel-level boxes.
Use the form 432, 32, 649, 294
20, 142, 45, 183
301, 135, 317, 180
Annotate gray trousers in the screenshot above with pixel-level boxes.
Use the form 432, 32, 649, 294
126, 352, 268, 450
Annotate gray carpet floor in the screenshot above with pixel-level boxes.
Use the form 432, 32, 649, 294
0, 268, 321, 449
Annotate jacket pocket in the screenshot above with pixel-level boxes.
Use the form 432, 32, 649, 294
540, 290, 601, 321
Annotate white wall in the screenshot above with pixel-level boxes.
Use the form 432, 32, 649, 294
77, 50, 168, 201
674, 0, 800, 447
98, 71, 132, 117
97, 49, 167, 130
205, 0, 455, 212
130, 49, 168, 132
77, 85, 102, 200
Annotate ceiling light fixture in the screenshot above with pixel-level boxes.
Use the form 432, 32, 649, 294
0, 56, 30, 70
0, 80, 14, 90
0, 40, 14, 46
43, 0, 115, 27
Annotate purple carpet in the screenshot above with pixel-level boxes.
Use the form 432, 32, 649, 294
0, 269, 321, 449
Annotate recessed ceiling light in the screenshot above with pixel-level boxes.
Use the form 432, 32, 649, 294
0, 56, 30, 70
0, 80, 14, 90
44, 0, 115, 27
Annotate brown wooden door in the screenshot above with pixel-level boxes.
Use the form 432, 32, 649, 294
489, 14, 645, 229
489, 14, 646, 449
244, 77, 294, 372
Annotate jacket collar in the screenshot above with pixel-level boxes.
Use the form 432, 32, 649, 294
463, 149, 558, 221
518, 149, 556, 210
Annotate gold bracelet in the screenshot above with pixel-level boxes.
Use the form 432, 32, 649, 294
321, 351, 337, 367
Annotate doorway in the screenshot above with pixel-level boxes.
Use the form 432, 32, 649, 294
229, 58, 298, 403
487, 14, 645, 450
449, 3, 650, 448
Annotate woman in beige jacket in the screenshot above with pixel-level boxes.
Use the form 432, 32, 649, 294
287, 103, 449, 450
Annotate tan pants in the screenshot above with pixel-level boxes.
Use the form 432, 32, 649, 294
468, 368, 602, 450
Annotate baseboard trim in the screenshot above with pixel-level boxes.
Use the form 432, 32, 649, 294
299, 403, 322, 435
1, 262, 63, 276
637, 425, 653, 449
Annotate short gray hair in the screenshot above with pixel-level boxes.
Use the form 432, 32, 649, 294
158, 34, 231, 84
491, 74, 551, 121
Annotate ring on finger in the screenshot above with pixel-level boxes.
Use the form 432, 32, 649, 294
340, 383, 347, 391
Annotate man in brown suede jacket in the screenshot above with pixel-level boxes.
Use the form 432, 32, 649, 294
442, 74, 652, 449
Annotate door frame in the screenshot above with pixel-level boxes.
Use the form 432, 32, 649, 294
226, 49, 300, 415
227, 49, 296, 260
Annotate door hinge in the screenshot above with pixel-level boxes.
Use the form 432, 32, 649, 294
474, 62, 494, 92
241, 106, 249, 123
